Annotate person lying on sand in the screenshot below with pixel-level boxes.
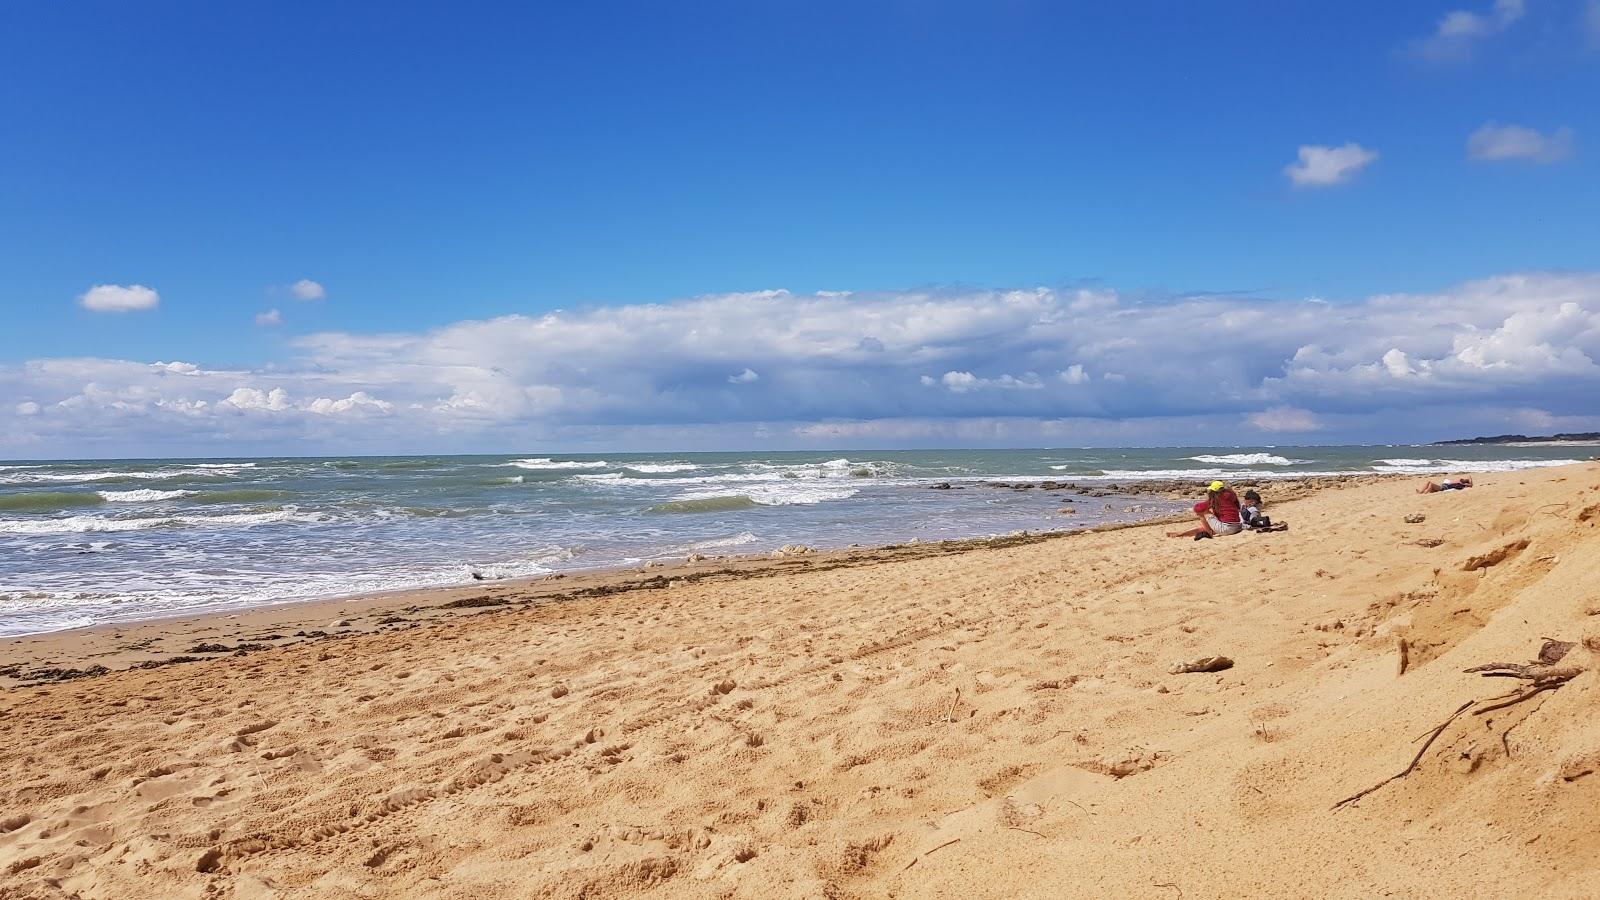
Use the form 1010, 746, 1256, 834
1240, 489, 1288, 532
1167, 480, 1243, 540
1417, 476, 1473, 494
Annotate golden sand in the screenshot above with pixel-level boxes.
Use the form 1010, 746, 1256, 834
3, 465, 1599, 898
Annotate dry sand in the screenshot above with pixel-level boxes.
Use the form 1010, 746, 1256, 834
3, 465, 1599, 898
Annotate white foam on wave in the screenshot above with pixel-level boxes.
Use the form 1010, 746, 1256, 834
0, 543, 581, 637
1371, 458, 1581, 474
99, 489, 195, 502
622, 463, 699, 473
1188, 453, 1299, 466
575, 473, 625, 482
0, 508, 327, 536
467, 546, 576, 580
510, 458, 609, 470
674, 483, 859, 506
686, 531, 760, 549
0, 463, 256, 485
632, 472, 786, 486
1088, 467, 1349, 481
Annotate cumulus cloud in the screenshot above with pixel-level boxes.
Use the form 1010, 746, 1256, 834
923, 371, 1043, 393
290, 279, 326, 301
1409, 0, 1524, 61
255, 308, 284, 327
6, 275, 1600, 454
78, 284, 159, 313
1467, 123, 1575, 163
1284, 144, 1378, 187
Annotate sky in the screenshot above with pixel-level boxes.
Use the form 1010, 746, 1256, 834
2, 0, 1599, 457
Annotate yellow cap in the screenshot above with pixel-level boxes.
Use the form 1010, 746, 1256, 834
1208, 480, 1225, 492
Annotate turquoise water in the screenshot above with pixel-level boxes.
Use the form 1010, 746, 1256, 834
0, 446, 1587, 636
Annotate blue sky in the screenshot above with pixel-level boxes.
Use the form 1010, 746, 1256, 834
2, 1, 1599, 455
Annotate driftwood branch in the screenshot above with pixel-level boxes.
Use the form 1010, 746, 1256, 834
1333, 700, 1476, 810
1337, 638, 1585, 811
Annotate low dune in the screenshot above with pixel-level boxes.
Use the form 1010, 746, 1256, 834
3, 464, 1599, 898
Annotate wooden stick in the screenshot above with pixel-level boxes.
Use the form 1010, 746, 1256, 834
901, 838, 961, 872
1333, 699, 1475, 810
1473, 682, 1561, 716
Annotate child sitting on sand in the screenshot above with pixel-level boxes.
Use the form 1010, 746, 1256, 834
1240, 489, 1288, 532
1417, 476, 1473, 494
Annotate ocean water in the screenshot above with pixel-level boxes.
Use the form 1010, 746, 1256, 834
0, 446, 1587, 636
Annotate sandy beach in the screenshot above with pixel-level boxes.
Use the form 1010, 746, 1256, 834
3, 465, 1599, 898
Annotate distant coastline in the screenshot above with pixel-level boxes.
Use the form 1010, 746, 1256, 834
1434, 432, 1600, 447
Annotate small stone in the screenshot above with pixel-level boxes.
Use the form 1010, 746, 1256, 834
1403, 513, 1426, 524
330, 619, 351, 628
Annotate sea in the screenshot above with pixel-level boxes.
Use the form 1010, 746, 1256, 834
0, 446, 1589, 637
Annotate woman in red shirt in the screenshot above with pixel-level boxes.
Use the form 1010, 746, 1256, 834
1167, 480, 1244, 540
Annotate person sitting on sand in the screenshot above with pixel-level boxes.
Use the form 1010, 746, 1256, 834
1167, 480, 1243, 540
1417, 476, 1473, 494
1240, 489, 1288, 532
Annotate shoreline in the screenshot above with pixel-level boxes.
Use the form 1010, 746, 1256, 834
0, 473, 1392, 684
3, 462, 1598, 896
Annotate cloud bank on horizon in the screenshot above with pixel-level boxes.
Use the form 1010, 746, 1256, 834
6, 273, 1599, 455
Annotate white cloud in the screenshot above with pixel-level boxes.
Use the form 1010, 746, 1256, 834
728, 368, 759, 384
1410, 0, 1525, 61
16, 401, 40, 416
306, 392, 392, 416
255, 308, 284, 327
78, 284, 159, 313
7, 275, 1600, 454
926, 370, 1043, 393
290, 279, 326, 301
1467, 123, 1575, 163
1247, 407, 1322, 433
1284, 144, 1378, 187
223, 387, 293, 412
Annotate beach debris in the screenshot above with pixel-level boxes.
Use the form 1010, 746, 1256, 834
330, 619, 351, 628
1169, 656, 1233, 674
1462, 539, 1529, 571
686, 553, 707, 563
441, 595, 509, 609
1083, 749, 1167, 779
900, 837, 960, 873
1397, 638, 1410, 675
772, 544, 814, 558
1335, 637, 1587, 810
1403, 513, 1426, 524
1059, 506, 1076, 514
1411, 538, 1445, 548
